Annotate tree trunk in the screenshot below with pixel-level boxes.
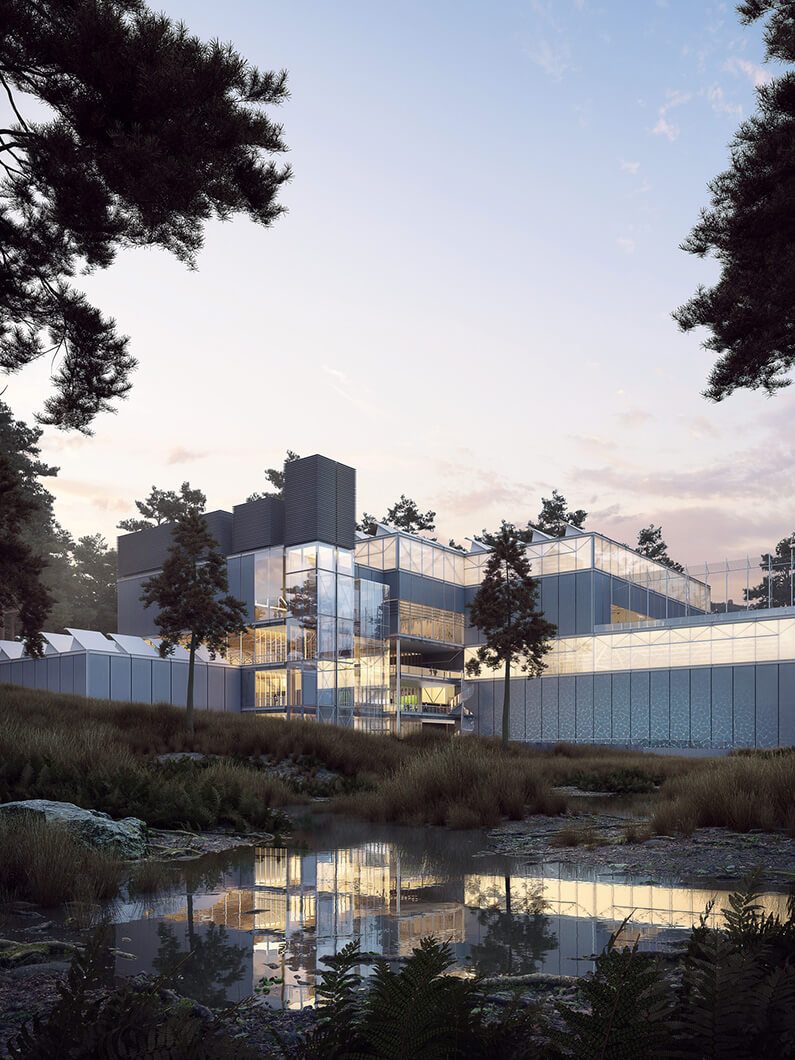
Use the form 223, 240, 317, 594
502, 656, 511, 747
186, 634, 196, 735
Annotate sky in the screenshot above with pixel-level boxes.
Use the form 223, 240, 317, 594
4, 0, 793, 566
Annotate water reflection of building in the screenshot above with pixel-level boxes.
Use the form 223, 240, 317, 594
115, 845, 792, 1010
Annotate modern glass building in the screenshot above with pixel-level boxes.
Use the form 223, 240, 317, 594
2, 453, 793, 749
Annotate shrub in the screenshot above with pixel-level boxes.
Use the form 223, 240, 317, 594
273, 936, 541, 1059
0, 817, 120, 907
572, 768, 659, 795
333, 738, 566, 829
651, 755, 795, 835
7, 929, 260, 1060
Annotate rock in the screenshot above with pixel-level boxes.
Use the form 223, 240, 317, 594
0, 800, 147, 858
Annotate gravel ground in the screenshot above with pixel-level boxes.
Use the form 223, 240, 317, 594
485, 811, 795, 886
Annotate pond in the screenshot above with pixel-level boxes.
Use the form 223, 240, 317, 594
101, 814, 791, 1009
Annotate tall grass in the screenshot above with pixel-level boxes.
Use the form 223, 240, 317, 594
651, 755, 795, 835
0, 816, 120, 907
333, 738, 566, 828
0, 687, 301, 830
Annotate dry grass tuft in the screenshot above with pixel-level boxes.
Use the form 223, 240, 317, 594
0, 816, 120, 907
550, 823, 603, 849
333, 738, 566, 829
651, 755, 795, 836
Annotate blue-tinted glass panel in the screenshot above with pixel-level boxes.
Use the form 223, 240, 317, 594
690, 668, 711, 745
526, 679, 542, 741
594, 674, 611, 741
558, 676, 576, 740
477, 682, 495, 737
240, 554, 255, 623
756, 666, 778, 748
541, 677, 559, 741
779, 664, 795, 746
711, 667, 733, 747
337, 618, 354, 659
630, 671, 650, 743
286, 571, 317, 618
733, 665, 755, 747
317, 571, 336, 616
670, 669, 690, 743
227, 556, 241, 602
612, 672, 630, 741
541, 578, 559, 629
337, 575, 355, 620
575, 572, 592, 635
318, 616, 336, 660
337, 549, 354, 575
509, 681, 525, 741
318, 545, 335, 571
593, 572, 611, 626
558, 575, 576, 637
575, 675, 594, 740
650, 670, 669, 743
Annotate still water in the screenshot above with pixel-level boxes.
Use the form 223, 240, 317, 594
108, 815, 789, 1009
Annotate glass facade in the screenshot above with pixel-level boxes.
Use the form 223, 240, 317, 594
229, 543, 390, 729
397, 600, 464, 645
465, 614, 795, 677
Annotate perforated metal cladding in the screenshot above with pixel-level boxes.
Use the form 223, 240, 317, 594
284, 455, 356, 549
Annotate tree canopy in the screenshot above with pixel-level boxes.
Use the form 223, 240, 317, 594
140, 508, 246, 731
746, 530, 795, 608
118, 482, 206, 532
635, 525, 685, 574
674, 0, 795, 399
0, 0, 290, 432
466, 522, 556, 746
533, 490, 587, 538
358, 495, 437, 536
0, 449, 52, 655
0, 399, 117, 647
247, 450, 300, 501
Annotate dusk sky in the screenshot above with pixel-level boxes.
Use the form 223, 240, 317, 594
5, 0, 792, 566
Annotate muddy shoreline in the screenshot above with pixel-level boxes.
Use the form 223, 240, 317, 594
485, 811, 795, 887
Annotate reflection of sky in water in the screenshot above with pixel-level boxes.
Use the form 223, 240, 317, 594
111, 817, 791, 1010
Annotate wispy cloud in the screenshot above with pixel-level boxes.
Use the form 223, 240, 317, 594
617, 237, 635, 254
652, 89, 692, 141
525, 0, 575, 80
616, 405, 653, 428
707, 82, 742, 117
322, 365, 381, 417
527, 37, 572, 79
53, 479, 132, 513
166, 445, 208, 465
724, 56, 772, 87
620, 159, 640, 174
677, 414, 721, 440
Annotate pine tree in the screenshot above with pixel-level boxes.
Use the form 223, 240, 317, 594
674, 1, 795, 399
140, 510, 247, 732
118, 483, 206, 532
746, 531, 795, 609
246, 450, 301, 501
357, 494, 437, 536
533, 490, 587, 538
0, 451, 52, 655
0, 0, 290, 433
466, 522, 556, 747
68, 535, 118, 633
635, 525, 685, 573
